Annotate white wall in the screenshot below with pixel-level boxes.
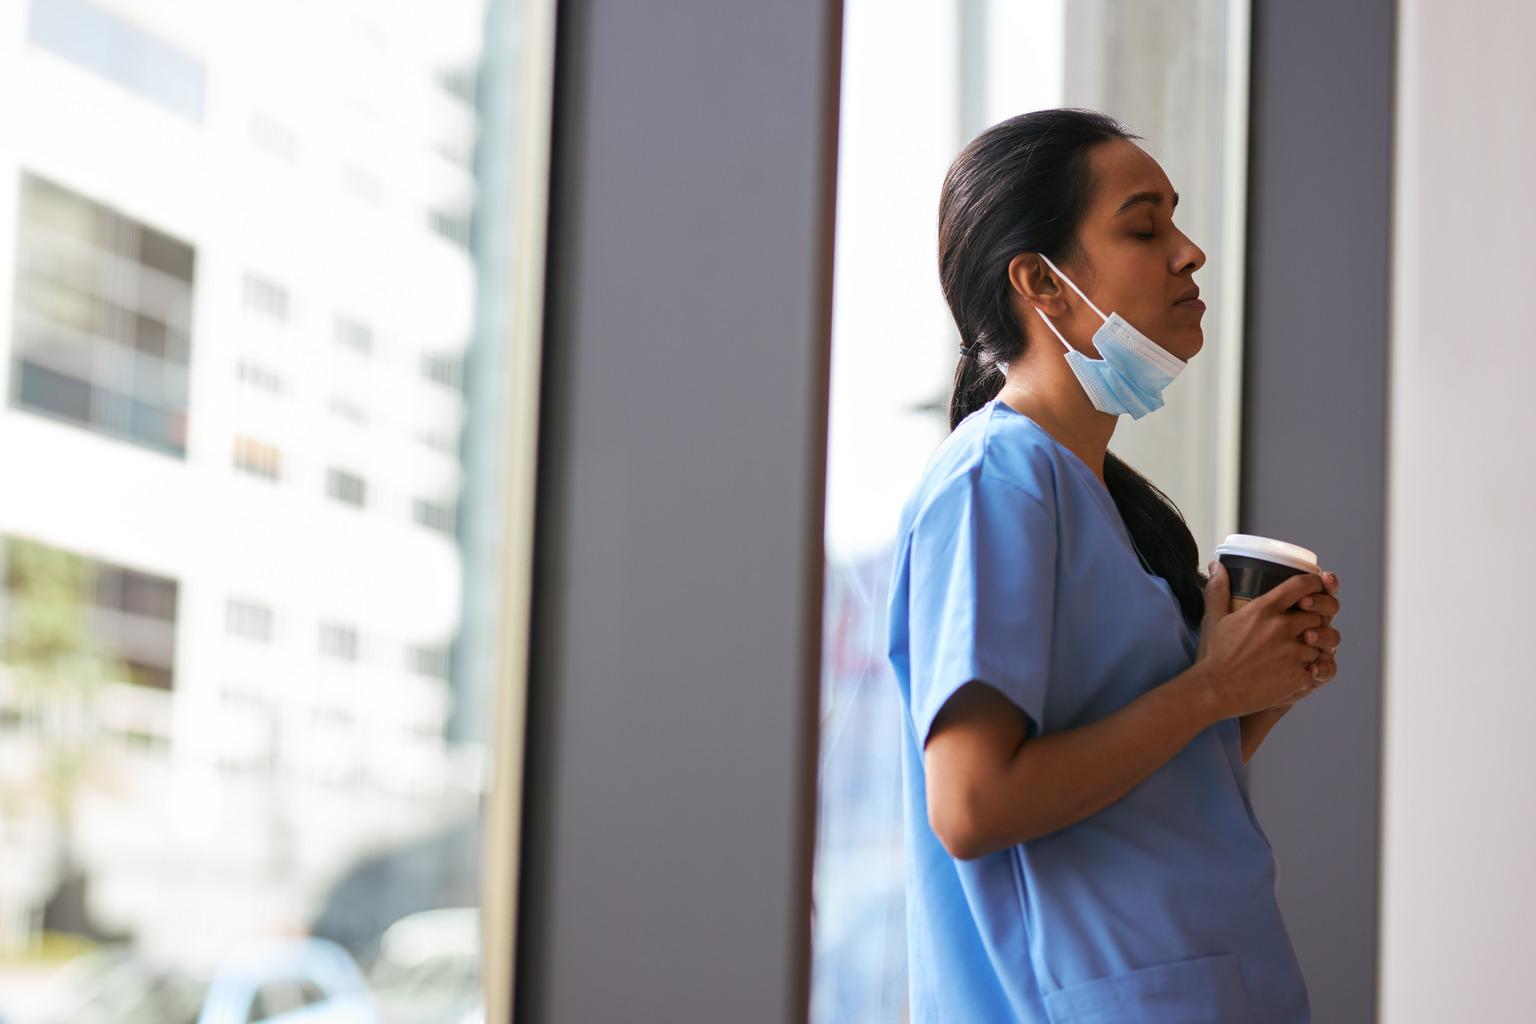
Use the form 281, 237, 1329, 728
1380, 2, 1536, 1018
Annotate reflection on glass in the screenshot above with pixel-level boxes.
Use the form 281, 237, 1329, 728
0, 1, 529, 1022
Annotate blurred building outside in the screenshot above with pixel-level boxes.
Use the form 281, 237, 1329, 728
0, 0, 519, 1018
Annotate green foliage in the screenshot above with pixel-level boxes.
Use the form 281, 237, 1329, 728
0, 537, 128, 823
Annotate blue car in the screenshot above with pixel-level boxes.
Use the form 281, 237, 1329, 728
195, 937, 379, 1024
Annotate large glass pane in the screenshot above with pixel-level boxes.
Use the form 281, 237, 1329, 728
812, 2, 1251, 1019
0, 1, 549, 1022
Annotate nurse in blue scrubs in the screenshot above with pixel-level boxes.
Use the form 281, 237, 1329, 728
886, 108, 1345, 1023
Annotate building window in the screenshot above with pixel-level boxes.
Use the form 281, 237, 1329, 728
311, 706, 352, 729
326, 468, 367, 507
250, 114, 299, 160
233, 436, 282, 480
9, 174, 194, 457
94, 562, 178, 623
226, 598, 273, 642
432, 133, 475, 170
412, 499, 456, 536
3, 536, 179, 691
333, 316, 373, 354
243, 273, 290, 320
328, 398, 367, 425
436, 64, 478, 106
236, 361, 284, 394
416, 427, 458, 454
421, 352, 462, 391
427, 207, 472, 248
26, 0, 206, 121
340, 167, 381, 203
318, 623, 359, 662
92, 564, 175, 693
408, 644, 451, 680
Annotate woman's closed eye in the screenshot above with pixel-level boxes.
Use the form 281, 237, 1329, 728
1132, 230, 1155, 239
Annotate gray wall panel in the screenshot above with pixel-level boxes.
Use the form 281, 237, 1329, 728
1243, 1, 1393, 1020
515, 1, 841, 1021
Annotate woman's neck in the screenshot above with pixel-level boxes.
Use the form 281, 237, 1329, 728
995, 379, 1118, 486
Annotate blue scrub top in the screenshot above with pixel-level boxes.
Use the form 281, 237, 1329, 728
885, 398, 1309, 1023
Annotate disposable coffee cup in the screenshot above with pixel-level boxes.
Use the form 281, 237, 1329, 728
1214, 534, 1321, 613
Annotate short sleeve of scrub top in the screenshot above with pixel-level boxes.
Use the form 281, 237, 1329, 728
902, 460, 1056, 749
886, 398, 1311, 1024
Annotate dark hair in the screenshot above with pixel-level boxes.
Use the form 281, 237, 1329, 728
938, 108, 1208, 631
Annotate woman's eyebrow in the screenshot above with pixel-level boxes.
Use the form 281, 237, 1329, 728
1114, 190, 1179, 215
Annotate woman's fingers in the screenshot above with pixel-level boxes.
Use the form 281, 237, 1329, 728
1297, 592, 1340, 617
1301, 627, 1341, 653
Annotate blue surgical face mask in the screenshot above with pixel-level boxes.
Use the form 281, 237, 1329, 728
1000, 252, 1188, 420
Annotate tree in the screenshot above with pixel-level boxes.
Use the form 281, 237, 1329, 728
0, 536, 128, 941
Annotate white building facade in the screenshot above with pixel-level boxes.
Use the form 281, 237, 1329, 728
0, 0, 489, 963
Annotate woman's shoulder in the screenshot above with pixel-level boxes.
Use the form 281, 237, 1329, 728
898, 401, 1062, 534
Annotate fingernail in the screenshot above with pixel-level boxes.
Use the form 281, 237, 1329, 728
1208, 560, 1219, 575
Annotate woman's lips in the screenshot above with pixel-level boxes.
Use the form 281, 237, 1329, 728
1175, 298, 1206, 311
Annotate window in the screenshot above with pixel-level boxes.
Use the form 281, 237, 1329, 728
433, 132, 476, 170
333, 315, 374, 354
0, 0, 529, 1014
27, 0, 206, 121
421, 352, 462, 390
810, 4, 1256, 1019
408, 644, 451, 680
326, 468, 367, 507
318, 623, 359, 662
437, 64, 478, 106
243, 273, 290, 320
9, 174, 194, 456
3, 536, 179, 692
250, 114, 299, 160
101, 567, 178, 622
416, 427, 458, 454
226, 599, 273, 642
233, 437, 282, 480
328, 397, 368, 425
427, 207, 472, 248
341, 166, 382, 203
312, 706, 352, 728
412, 499, 456, 535
236, 361, 284, 394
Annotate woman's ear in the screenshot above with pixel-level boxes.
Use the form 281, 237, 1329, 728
1007, 252, 1068, 318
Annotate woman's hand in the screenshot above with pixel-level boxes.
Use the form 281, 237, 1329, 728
1229, 570, 1342, 762
1268, 569, 1343, 707
1194, 563, 1338, 720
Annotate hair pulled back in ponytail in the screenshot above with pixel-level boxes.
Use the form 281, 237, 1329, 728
937, 108, 1209, 631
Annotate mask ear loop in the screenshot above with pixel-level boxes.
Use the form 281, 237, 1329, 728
1032, 306, 1077, 355
1031, 253, 1104, 359
1004, 255, 1107, 374
1037, 252, 1109, 321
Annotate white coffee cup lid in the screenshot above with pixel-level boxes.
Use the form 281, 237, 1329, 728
1215, 534, 1320, 574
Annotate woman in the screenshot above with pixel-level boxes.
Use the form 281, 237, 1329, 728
885, 108, 1344, 1023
